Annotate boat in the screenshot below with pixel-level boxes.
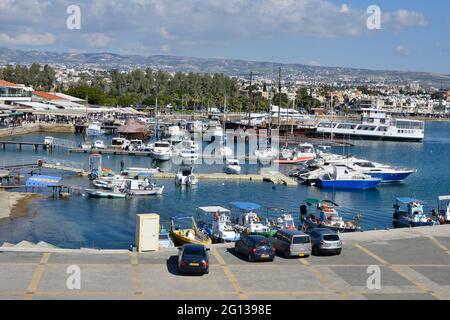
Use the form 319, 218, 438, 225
150, 141, 172, 161
159, 225, 175, 249
224, 159, 241, 175
129, 139, 144, 151
87, 122, 105, 136
433, 196, 450, 225
316, 165, 382, 190
315, 108, 425, 142
275, 143, 316, 164
300, 199, 362, 233
203, 121, 223, 142
254, 148, 279, 161
164, 125, 188, 144
393, 198, 438, 228
178, 145, 200, 161
266, 208, 296, 230
86, 186, 129, 199
111, 137, 130, 150
197, 207, 240, 243
175, 167, 198, 186
170, 215, 212, 246
125, 180, 164, 196
44, 136, 55, 148
93, 140, 106, 150
229, 202, 277, 237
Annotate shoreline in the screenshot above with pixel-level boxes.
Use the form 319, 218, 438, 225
0, 191, 41, 221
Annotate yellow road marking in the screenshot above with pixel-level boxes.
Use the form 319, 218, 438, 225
427, 236, 449, 253
389, 265, 443, 300
130, 252, 142, 300
23, 252, 50, 300
299, 258, 310, 266
354, 244, 389, 265
211, 249, 248, 300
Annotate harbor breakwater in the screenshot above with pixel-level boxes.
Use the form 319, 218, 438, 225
0, 123, 75, 138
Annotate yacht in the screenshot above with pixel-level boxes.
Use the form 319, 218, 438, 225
111, 138, 130, 150
276, 143, 317, 164
164, 125, 188, 144
315, 109, 425, 142
203, 121, 223, 142
224, 159, 241, 175
175, 167, 198, 186
93, 140, 106, 150
87, 122, 105, 136
316, 165, 382, 190
150, 141, 172, 161
255, 148, 279, 161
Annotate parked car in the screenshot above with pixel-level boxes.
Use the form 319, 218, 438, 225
309, 228, 342, 256
270, 229, 311, 258
234, 235, 275, 262
177, 244, 210, 275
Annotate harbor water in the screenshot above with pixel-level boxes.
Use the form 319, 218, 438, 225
1, 122, 449, 249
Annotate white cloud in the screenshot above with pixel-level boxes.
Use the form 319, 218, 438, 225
82, 33, 111, 48
394, 45, 411, 56
0, 32, 56, 45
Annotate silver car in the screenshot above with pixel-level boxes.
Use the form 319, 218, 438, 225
271, 229, 311, 258
309, 228, 342, 256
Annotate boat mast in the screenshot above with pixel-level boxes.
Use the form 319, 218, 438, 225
247, 72, 253, 127
278, 66, 282, 129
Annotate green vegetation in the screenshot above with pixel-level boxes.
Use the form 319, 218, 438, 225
0, 64, 55, 91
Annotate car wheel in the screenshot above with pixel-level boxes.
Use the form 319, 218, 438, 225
313, 245, 320, 256
235, 246, 239, 254
248, 254, 253, 262
284, 250, 290, 259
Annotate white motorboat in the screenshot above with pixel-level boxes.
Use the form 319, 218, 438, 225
129, 139, 144, 151
255, 148, 279, 161
150, 141, 172, 161
275, 143, 316, 164
125, 180, 164, 196
87, 122, 105, 136
197, 207, 240, 243
224, 159, 241, 175
317, 165, 382, 190
203, 121, 223, 142
175, 167, 198, 186
86, 186, 129, 199
111, 138, 130, 150
93, 140, 106, 150
44, 136, 55, 148
165, 125, 188, 143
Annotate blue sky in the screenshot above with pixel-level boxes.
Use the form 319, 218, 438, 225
0, 0, 449, 73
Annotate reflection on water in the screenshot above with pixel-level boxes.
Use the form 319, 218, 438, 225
0, 122, 450, 249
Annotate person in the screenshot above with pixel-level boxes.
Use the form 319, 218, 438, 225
120, 160, 125, 173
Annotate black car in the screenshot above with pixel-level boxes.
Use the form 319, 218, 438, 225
234, 235, 275, 262
178, 244, 210, 275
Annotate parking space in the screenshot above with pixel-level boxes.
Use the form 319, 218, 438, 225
1, 230, 450, 300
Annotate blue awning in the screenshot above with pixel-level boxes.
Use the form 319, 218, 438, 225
230, 202, 261, 211
26, 175, 62, 188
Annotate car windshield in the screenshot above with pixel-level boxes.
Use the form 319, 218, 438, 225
293, 236, 310, 244
323, 235, 340, 241
183, 246, 206, 257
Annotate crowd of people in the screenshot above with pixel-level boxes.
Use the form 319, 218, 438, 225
0, 114, 80, 129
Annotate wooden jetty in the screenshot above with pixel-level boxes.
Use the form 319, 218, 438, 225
155, 171, 298, 187
0, 141, 50, 152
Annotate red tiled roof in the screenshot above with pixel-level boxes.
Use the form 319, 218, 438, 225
32, 91, 66, 101
0, 80, 17, 88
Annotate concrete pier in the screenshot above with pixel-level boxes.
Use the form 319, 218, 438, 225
0, 225, 449, 300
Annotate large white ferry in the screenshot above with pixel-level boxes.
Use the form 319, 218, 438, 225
315, 109, 425, 142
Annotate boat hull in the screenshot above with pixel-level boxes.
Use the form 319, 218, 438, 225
368, 171, 414, 182
170, 230, 212, 247
317, 179, 381, 190
274, 156, 315, 165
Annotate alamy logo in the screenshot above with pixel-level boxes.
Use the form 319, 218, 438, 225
366, 265, 381, 290
366, 5, 382, 30
66, 265, 81, 290
66, 5, 81, 30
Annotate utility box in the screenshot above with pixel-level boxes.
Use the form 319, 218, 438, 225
136, 214, 160, 252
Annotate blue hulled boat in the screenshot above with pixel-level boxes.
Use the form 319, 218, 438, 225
393, 198, 438, 228
317, 165, 382, 190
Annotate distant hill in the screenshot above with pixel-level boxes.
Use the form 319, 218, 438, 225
1, 48, 449, 88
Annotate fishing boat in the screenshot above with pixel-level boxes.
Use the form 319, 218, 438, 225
433, 196, 450, 224
197, 207, 240, 243
275, 143, 317, 165
266, 208, 297, 230
393, 198, 438, 228
170, 215, 212, 246
87, 122, 105, 136
316, 165, 382, 190
175, 167, 198, 186
224, 159, 241, 175
149, 141, 172, 161
93, 140, 106, 150
86, 186, 129, 199
229, 202, 277, 237
111, 137, 130, 150
43, 136, 55, 148
300, 199, 362, 233
124, 180, 164, 196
